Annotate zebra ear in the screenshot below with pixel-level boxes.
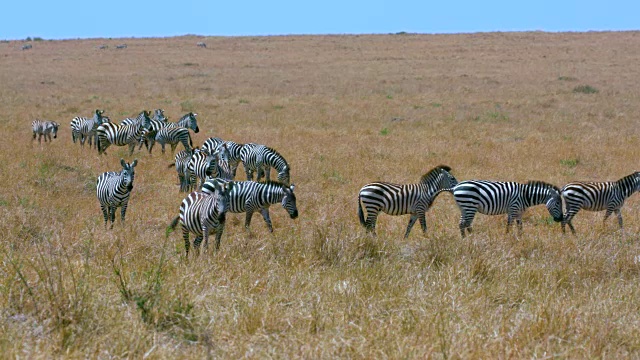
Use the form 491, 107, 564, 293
120, 158, 126, 167
132, 159, 138, 167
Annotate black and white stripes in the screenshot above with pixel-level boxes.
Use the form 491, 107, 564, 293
240, 143, 291, 185
561, 171, 640, 234
96, 159, 138, 228
437, 180, 563, 237
358, 165, 458, 238
32, 120, 60, 144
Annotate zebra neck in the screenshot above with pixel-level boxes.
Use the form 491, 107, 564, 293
522, 185, 549, 206
259, 185, 284, 204
618, 177, 640, 198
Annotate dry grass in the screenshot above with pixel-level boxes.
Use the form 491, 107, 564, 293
2, 32, 640, 358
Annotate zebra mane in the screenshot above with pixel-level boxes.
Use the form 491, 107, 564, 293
616, 172, 640, 186
525, 180, 561, 193
419, 165, 452, 184
257, 180, 289, 188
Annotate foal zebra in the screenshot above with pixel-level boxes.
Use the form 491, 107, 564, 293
202, 137, 244, 177
358, 165, 458, 238
434, 180, 563, 237
561, 171, 640, 234
203, 179, 298, 232
96, 159, 138, 229
32, 120, 60, 144
240, 143, 291, 185
97, 111, 151, 155
168, 180, 234, 255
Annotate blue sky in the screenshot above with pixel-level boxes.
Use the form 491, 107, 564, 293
3, 1, 638, 40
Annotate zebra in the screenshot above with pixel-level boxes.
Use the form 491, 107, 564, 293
154, 126, 193, 154
433, 180, 563, 238
141, 112, 199, 153
197, 42, 207, 48
152, 108, 167, 122
561, 171, 640, 234
96, 159, 138, 229
116, 44, 127, 49
98, 45, 108, 49
70, 109, 108, 146
203, 179, 298, 232
31, 120, 60, 144
239, 143, 291, 185
22, 44, 32, 50
358, 165, 458, 238
168, 180, 234, 256
202, 137, 244, 177
97, 111, 151, 155
187, 148, 218, 191
168, 148, 195, 192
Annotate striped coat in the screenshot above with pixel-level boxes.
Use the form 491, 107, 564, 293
96, 159, 138, 228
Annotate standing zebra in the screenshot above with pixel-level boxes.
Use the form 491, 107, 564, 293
358, 165, 458, 238
202, 137, 244, 177
168, 180, 234, 255
203, 179, 298, 232
196, 42, 207, 48
205, 143, 234, 181
142, 112, 199, 153
240, 143, 291, 185
154, 126, 193, 154
561, 171, 640, 234
32, 120, 60, 144
169, 148, 195, 192
70, 109, 108, 147
96, 111, 151, 155
96, 159, 138, 229
187, 148, 218, 191
433, 180, 563, 238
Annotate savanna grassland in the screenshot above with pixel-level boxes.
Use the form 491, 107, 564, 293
1, 31, 640, 358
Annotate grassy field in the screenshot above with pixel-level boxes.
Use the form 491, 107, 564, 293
1, 31, 640, 358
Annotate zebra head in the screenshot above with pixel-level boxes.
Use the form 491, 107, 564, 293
278, 165, 291, 186
527, 181, 563, 222
420, 165, 457, 190
153, 109, 167, 122
282, 184, 298, 219
209, 179, 234, 222
50, 122, 60, 139
120, 158, 138, 190
179, 112, 199, 133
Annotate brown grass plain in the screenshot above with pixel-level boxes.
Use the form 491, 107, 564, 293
1, 31, 640, 358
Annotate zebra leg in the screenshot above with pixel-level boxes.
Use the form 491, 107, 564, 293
120, 204, 128, 225
365, 213, 378, 236
182, 227, 191, 257
459, 210, 476, 238
128, 143, 135, 156
214, 224, 225, 250
161, 143, 166, 154
171, 143, 178, 153
109, 206, 116, 229
202, 225, 210, 251
260, 208, 274, 232
244, 164, 253, 181
193, 236, 203, 256
100, 204, 109, 228
419, 212, 428, 234
615, 209, 623, 229
404, 214, 419, 239
245, 211, 255, 230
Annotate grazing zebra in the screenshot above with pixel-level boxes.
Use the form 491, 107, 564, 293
561, 171, 640, 234
168, 180, 234, 255
197, 42, 207, 48
116, 44, 127, 49
433, 180, 563, 238
31, 120, 60, 143
203, 179, 298, 232
70, 109, 107, 146
96, 159, 138, 229
358, 165, 458, 238
154, 126, 193, 154
97, 111, 151, 155
22, 44, 32, 50
98, 45, 108, 49
169, 148, 195, 192
202, 137, 244, 177
240, 143, 291, 185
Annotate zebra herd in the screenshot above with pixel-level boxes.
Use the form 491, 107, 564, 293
358, 166, 640, 238
31, 109, 640, 255
64, 108, 299, 256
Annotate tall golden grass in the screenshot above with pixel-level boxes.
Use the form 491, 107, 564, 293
1, 32, 640, 357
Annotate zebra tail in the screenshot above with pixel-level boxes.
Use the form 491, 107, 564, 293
357, 195, 366, 227
166, 216, 180, 237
